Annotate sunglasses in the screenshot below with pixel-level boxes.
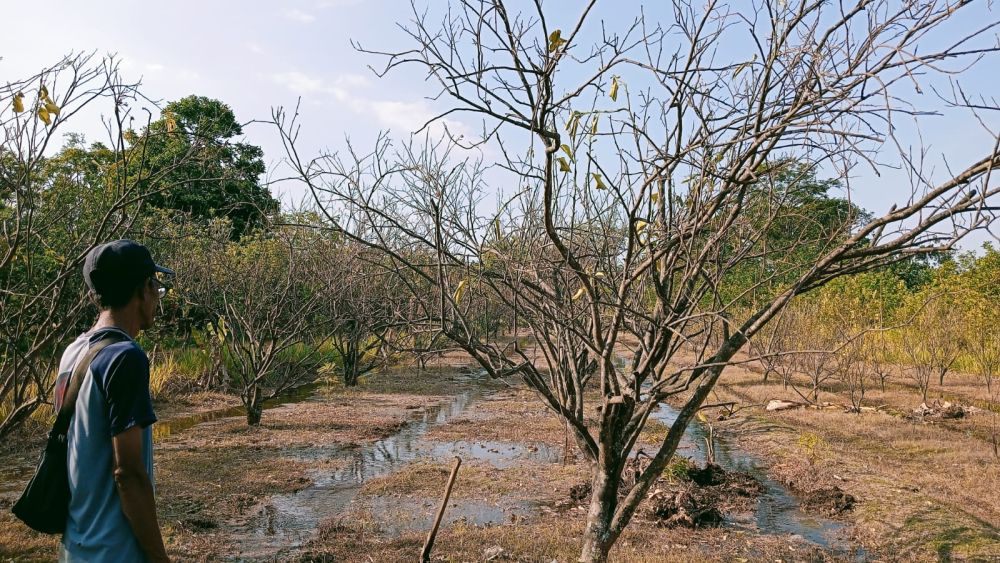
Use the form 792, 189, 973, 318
151, 275, 173, 299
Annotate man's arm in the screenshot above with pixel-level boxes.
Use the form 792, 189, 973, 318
112, 426, 169, 563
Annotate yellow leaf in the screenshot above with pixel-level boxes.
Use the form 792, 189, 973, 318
560, 144, 574, 161
453, 280, 468, 304
696, 412, 708, 423
566, 111, 582, 140
571, 287, 586, 300
590, 115, 598, 135
548, 29, 566, 53
12, 92, 24, 113
636, 220, 649, 232
165, 111, 177, 133
37, 105, 51, 125
39, 85, 49, 100
651, 191, 659, 204
610, 76, 620, 101
593, 271, 606, 278
592, 173, 606, 190
44, 100, 59, 116
557, 157, 571, 173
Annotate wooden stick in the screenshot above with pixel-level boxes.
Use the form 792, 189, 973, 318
420, 456, 462, 563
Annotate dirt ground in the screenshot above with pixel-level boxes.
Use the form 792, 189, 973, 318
1, 352, 997, 562
701, 357, 1000, 561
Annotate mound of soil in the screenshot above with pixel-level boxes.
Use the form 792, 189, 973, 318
800, 486, 855, 515
565, 461, 764, 528
687, 462, 728, 486
569, 482, 592, 502
178, 516, 218, 532
647, 488, 724, 528
650, 463, 765, 527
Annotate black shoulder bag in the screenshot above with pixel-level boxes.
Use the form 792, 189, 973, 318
11, 334, 125, 534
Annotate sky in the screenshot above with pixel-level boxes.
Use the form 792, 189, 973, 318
2, 0, 997, 250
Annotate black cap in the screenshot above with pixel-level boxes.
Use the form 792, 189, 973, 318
83, 240, 174, 297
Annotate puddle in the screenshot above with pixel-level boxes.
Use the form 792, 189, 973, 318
153, 382, 322, 441
231, 390, 483, 560
422, 440, 562, 468
359, 495, 534, 536
651, 404, 866, 558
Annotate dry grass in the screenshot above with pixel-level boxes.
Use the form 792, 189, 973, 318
152, 391, 241, 421
305, 497, 832, 563
699, 358, 1000, 561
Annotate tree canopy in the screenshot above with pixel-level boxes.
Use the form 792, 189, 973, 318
140, 95, 277, 239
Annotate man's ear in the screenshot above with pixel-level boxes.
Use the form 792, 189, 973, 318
136, 277, 153, 303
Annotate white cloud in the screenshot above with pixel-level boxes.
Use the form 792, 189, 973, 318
284, 8, 316, 23
245, 42, 266, 55
175, 69, 200, 81
334, 73, 371, 89
270, 70, 470, 139
272, 71, 330, 94
144, 63, 165, 72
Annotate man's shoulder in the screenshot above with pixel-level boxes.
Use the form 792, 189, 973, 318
90, 337, 148, 381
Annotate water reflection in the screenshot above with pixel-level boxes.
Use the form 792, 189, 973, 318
233, 390, 481, 559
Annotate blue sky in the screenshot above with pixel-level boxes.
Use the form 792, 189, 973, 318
2, 0, 997, 249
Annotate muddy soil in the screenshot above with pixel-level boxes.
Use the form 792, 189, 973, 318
2, 366, 870, 562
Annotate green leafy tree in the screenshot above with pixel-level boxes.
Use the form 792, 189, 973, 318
720, 161, 868, 310
140, 96, 277, 239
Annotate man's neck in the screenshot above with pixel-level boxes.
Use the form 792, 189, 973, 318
93, 309, 140, 339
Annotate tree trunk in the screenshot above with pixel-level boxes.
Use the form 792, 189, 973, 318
246, 385, 263, 426
578, 461, 619, 562
343, 337, 360, 387
344, 367, 359, 387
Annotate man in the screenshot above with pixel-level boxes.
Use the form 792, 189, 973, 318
53, 240, 172, 562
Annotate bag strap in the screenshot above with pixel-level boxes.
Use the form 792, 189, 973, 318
52, 332, 129, 439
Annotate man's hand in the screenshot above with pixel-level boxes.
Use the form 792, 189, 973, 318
112, 426, 169, 563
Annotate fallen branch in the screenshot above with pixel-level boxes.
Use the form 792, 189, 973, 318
420, 456, 462, 563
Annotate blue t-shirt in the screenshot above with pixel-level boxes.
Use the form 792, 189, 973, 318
53, 327, 157, 562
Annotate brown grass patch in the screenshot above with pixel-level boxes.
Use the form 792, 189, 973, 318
696, 358, 1000, 560
303, 507, 835, 563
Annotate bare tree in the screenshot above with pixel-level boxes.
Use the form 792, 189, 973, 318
959, 289, 1000, 458
838, 339, 869, 412
326, 245, 407, 386
747, 312, 789, 383
901, 292, 963, 402
0, 54, 214, 439
865, 330, 895, 394
277, 1, 1000, 559
965, 295, 1000, 397
904, 349, 936, 403
175, 224, 339, 425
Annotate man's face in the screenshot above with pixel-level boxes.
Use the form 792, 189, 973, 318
140, 276, 165, 330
